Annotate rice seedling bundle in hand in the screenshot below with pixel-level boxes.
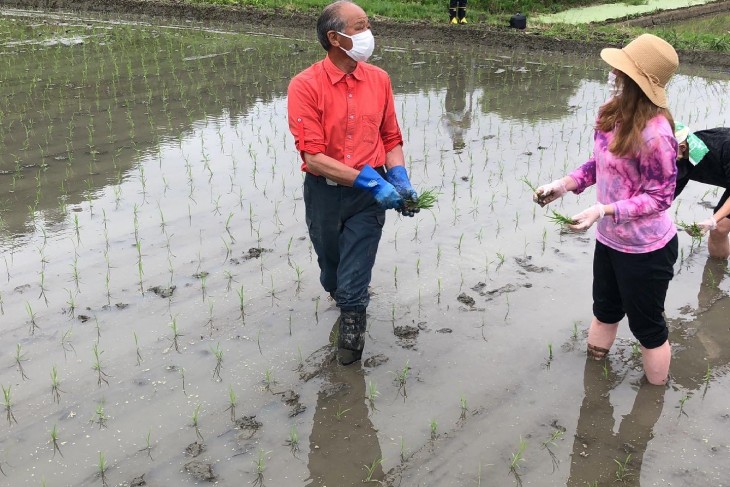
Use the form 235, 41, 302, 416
677, 221, 703, 239
546, 209, 577, 226
405, 189, 439, 211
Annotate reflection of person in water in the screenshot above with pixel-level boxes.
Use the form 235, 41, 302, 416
673, 124, 730, 259
442, 59, 472, 154
306, 363, 383, 486
568, 358, 665, 486
569, 256, 730, 485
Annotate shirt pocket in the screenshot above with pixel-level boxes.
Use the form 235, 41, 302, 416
362, 112, 382, 144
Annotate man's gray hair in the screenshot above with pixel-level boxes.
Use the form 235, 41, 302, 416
316, 1, 350, 51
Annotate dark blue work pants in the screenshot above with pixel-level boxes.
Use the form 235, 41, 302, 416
303, 173, 386, 312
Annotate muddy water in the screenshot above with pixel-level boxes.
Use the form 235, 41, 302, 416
0, 8, 729, 487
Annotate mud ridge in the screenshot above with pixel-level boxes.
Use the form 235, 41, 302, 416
3, 0, 729, 68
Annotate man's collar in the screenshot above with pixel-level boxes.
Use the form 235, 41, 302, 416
323, 55, 363, 84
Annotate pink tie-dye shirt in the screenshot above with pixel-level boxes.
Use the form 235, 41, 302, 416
568, 115, 678, 254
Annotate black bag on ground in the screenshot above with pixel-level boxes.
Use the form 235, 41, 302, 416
509, 12, 527, 29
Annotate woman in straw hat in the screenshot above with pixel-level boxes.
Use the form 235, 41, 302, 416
533, 34, 679, 385
673, 124, 730, 259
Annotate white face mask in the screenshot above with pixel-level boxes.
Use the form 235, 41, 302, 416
607, 71, 622, 98
337, 29, 375, 63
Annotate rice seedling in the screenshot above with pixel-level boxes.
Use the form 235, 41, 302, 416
399, 436, 408, 463
542, 428, 564, 472
601, 360, 610, 380
677, 221, 703, 240
405, 188, 439, 212
546, 209, 577, 226
363, 456, 383, 483
50, 365, 63, 403
253, 449, 271, 487
98, 451, 108, 487
138, 429, 153, 460
703, 363, 712, 398
61, 327, 75, 359
286, 424, 299, 453
366, 380, 379, 408
211, 343, 224, 381
49, 424, 63, 458
25, 301, 39, 335
93, 403, 108, 429
459, 394, 469, 420
677, 394, 690, 418
133, 332, 143, 366
2, 385, 18, 425
333, 403, 352, 421
14, 344, 29, 380
263, 368, 274, 391
429, 419, 438, 440
92, 343, 110, 387
192, 404, 204, 442
391, 360, 410, 401
614, 454, 632, 482
224, 385, 237, 422
169, 317, 183, 353
508, 436, 527, 487
180, 368, 187, 396
237, 286, 246, 324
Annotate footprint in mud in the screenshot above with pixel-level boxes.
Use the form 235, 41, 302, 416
364, 354, 389, 368
148, 285, 176, 298
393, 322, 424, 349
276, 390, 306, 417
234, 415, 263, 440
184, 460, 216, 482
514, 255, 551, 273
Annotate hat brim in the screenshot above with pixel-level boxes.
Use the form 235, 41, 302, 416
600, 48, 668, 108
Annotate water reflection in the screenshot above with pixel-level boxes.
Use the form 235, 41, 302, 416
306, 363, 383, 486
568, 358, 665, 486
568, 257, 730, 486
442, 55, 474, 153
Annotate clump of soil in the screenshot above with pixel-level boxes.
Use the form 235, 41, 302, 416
364, 354, 389, 368
184, 460, 216, 482
276, 390, 306, 417
149, 285, 176, 298
394, 325, 420, 339
457, 292, 476, 307
185, 441, 205, 457
514, 256, 551, 273
129, 475, 146, 487
231, 247, 273, 264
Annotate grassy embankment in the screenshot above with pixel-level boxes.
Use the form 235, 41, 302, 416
183, 0, 730, 52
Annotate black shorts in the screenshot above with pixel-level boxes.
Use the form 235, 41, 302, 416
592, 235, 678, 349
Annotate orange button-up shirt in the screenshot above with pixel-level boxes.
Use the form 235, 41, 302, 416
287, 56, 403, 174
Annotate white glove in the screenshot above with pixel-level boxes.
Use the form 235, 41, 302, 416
697, 216, 718, 234
534, 179, 567, 207
568, 203, 605, 232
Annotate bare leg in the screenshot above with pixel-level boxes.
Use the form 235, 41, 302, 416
641, 340, 671, 385
707, 218, 730, 259
587, 317, 619, 360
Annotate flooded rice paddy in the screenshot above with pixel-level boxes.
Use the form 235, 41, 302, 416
0, 7, 729, 487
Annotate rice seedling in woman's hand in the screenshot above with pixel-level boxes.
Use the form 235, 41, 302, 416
677, 221, 703, 240
546, 209, 577, 226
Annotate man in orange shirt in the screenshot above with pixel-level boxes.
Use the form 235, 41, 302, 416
288, 0, 417, 365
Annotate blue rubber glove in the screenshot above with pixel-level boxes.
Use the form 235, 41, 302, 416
353, 165, 404, 210
385, 166, 419, 217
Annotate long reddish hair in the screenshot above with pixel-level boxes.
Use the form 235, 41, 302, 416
596, 72, 674, 158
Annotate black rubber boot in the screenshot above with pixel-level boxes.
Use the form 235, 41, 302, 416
338, 310, 366, 365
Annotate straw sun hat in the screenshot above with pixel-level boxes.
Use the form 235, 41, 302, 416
600, 34, 678, 108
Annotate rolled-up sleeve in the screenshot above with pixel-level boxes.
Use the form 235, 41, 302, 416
379, 76, 403, 153
613, 134, 677, 223
569, 156, 597, 194
288, 76, 327, 156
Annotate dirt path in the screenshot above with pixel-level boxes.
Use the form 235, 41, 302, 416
3, 0, 730, 69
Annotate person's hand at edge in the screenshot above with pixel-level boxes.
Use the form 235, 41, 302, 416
353, 165, 404, 210
568, 203, 605, 232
